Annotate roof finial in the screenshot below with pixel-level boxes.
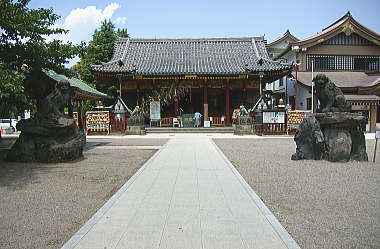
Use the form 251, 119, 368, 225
346, 11, 351, 16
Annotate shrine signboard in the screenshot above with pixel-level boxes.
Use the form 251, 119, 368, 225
150, 101, 161, 122
263, 111, 285, 124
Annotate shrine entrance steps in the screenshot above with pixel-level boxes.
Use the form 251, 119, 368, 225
146, 127, 234, 134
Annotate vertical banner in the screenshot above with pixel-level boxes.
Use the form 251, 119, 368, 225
150, 101, 161, 121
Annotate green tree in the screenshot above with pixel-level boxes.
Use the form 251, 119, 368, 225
72, 19, 129, 105
0, 0, 81, 116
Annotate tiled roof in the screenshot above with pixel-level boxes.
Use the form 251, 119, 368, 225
42, 69, 108, 99
292, 71, 380, 89
91, 37, 292, 75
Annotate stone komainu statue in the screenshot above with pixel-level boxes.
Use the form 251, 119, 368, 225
7, 79, 85, 163
314, 74, 351, 112
130, 105, 143, 117
292, 74, 367, 162
36, 79, 72, 119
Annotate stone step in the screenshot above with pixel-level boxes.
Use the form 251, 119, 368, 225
146, 127, 234, 133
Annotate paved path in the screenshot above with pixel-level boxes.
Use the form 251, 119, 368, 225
63, 137, 299, 249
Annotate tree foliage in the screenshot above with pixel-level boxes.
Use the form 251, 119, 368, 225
71, 19, 129, 105
0, 0, 82, 118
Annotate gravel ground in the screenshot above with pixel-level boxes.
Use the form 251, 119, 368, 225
0, 137, 168, 249
214, 138, 380, 249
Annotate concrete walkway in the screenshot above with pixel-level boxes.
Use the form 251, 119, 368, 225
62, 136, 300, 249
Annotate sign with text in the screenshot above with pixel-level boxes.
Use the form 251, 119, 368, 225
263, 111, 285, 124
150, 101, 160, 121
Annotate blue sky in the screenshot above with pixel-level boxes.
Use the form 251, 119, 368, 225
28, 0, 380, 65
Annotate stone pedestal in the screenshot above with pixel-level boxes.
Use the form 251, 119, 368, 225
6, 118, 85, 163
125, 125, 146, 135
292, 112, 368, 162
234, 125, 252, 135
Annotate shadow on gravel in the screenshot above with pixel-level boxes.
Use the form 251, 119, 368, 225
85, 141, 110, 151
0, 140, 111, 189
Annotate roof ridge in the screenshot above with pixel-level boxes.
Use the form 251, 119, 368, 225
120, 38, 130, 62
322, 11, 351, 31
117, 37, 264, 42
251, 38, 261, 58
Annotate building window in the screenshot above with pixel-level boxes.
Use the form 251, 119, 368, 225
279, 78, 284, 87
307, 54, 380, 71
306, 97, 312, 110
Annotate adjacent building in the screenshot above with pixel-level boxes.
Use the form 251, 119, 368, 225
270, 12, 380, 131
266, 30, 299, 109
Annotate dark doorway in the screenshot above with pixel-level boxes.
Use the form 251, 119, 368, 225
208, 88, 225, 116
179, 88, 203, 115
231, 89, 243, 111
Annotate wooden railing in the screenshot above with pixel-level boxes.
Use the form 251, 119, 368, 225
210, 116, 225, 127
160, 117, 172, 127
252, 123, 287, 135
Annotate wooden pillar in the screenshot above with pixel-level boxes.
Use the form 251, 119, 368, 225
78, 101, 85, 130
174, 97, 179, 116
203, 82, 208, 121
68, 100, 73, 118
242, 82, 247, 106
136, 82, 140, 106
77, 101, 82, 128
225, 81, 231, 125
370, 104, 377, 132
294, 62, 300, 110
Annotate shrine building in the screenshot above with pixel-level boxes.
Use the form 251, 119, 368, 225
91, 37, 292, 125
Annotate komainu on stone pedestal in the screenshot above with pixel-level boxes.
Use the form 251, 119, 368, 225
6, 80, 85, 163
292, 74, 368, 162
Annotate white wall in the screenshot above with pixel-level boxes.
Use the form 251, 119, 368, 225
286, 77, 295, 97
295, 85, 311, 110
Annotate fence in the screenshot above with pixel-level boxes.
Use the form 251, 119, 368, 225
251, 123, 287, 135
111, 118, 128, 133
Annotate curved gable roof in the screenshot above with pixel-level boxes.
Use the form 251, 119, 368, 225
292, 12, 380, 48
267, 30, 299, 47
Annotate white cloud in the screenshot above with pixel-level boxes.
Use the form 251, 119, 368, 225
48, 3, 126, 44
114, 17, 127, 25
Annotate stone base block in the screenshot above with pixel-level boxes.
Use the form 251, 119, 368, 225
234, 125, 252, 135
6, 128, 85, 163
292, 112, 368, 162
125, 126, 146, 135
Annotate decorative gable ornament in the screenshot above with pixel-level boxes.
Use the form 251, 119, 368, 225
342, 23, 354, 36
